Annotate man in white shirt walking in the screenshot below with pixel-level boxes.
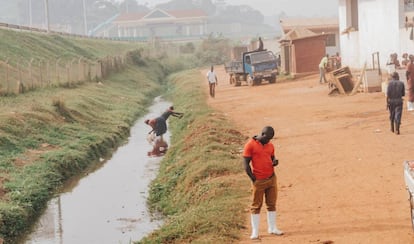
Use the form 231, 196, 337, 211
206, 65, 218, 98
319, 54, 329, 84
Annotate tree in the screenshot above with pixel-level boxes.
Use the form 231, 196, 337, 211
116, 0, 149, 13
214, 4, 264, 24
156, 0, 216, 15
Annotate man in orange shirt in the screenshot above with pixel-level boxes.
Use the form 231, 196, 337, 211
243, 126, 283, 239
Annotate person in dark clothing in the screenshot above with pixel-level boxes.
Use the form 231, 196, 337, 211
160, 106, 184, 120
144, 106, 184, 156
387, 71, 405, 135
145, 106, 183, 137
145, 117, 168, 157
145, 117, 167, 137
257, 37, 264, 51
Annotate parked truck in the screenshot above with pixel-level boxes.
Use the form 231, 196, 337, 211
224, 47, 278, 86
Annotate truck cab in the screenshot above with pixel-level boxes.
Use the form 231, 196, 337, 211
243, 50, 278, 85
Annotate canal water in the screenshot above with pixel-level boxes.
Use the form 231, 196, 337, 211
24, 97, 170, 244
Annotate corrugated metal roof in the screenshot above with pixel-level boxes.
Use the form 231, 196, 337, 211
279, 27, 326, 41
280, 17, 338, 32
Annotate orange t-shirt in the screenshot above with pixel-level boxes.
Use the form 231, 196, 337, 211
243, 138, 275, 180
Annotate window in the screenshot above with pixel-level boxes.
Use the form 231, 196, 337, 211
326, 34, 336, 47
245, 56, 251, 64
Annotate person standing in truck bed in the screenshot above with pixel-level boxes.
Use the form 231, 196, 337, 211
257, 37, 264, 51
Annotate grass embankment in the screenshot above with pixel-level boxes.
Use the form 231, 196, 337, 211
0, 28, 138, 62
139, 70, 250, 243
0, 64, 166, 243
0, 28, 170, 243
0, 27, 251, 243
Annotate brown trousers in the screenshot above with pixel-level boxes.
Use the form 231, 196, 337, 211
250, 174, 278, 214
209, 83, 216, 97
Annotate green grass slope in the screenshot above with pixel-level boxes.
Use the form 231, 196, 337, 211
0, 28, 167, 243
0, 28, 138, 63
140, 70, 249, 243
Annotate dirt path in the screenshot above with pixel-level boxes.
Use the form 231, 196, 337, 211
204, 66, 414, 244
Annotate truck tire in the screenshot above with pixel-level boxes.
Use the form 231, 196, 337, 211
233, 75, 241, 86
269, 75, 276, 84
253, 78, 261, 86
230, 75, 236, 85
247, 75, 253, 86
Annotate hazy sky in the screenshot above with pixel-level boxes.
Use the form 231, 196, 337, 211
136, 0, 339, 17
226, 0, 338, 16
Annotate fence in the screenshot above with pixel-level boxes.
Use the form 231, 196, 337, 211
0, 55, 125, 95
0, 20, 201, 95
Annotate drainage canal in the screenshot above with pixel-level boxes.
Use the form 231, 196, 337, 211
23, 97, 170, 244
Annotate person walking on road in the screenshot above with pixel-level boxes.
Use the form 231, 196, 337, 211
319, 54, 329, 83
206, 65, 218, 98
243, 126, 283, 240
387, 72, 405, 135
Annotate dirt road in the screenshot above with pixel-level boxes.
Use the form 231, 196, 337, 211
204, 66, 414, 243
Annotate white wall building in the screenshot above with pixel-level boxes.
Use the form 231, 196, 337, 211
339, 0, 414, 72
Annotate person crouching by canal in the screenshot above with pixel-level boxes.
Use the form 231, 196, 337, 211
386, 71, 405, 135
243, 126, 283, 240
144, 106, 184, 156
145, 117, 168, 156
161, 106, 184, 120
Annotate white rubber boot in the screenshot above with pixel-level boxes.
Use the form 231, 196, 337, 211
250, 214, 260, 239
267, 211, 283, 235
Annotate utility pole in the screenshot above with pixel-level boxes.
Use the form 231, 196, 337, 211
44, 0, 50, 33
82, 0, 88, 35
29, 0, 32, 27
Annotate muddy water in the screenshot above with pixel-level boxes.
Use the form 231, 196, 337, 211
24, 97, 170, 244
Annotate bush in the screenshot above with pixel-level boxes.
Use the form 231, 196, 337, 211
127, 49, 147, 66
195, 35, 232, 65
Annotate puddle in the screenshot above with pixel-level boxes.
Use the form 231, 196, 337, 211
23, 97, 170, 244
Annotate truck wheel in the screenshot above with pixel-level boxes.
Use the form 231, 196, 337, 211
247, 76, 253, 86
230, 76, 236, 85
269, 76, 276, 83
253, 78, 261, 85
